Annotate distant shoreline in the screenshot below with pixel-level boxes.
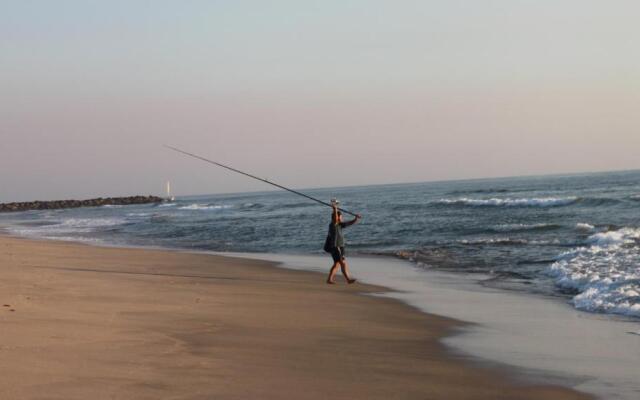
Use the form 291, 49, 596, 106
0, 195, 164, 213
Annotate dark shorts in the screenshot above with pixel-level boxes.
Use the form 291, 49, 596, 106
330, 246, 345, 263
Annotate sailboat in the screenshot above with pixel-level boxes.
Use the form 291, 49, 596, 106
166, 181, 175, 202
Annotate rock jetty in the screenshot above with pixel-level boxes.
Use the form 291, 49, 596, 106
0, 196, 164, 213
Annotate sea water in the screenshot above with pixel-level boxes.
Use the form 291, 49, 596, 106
2, 169, 640, 319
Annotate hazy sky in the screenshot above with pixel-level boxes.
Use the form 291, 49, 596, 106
1, 1, 639, 202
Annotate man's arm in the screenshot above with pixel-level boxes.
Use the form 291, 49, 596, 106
343, 214, 361, 227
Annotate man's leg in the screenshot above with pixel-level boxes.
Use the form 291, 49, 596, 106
339, 259, 354, 282
327, 261, 340, 283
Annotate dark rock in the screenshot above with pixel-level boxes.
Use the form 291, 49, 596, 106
0, 196, 164, 213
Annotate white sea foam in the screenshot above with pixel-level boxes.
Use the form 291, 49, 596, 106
492, 223, 555, 232
437, 197, 578, 207
7, 218, 127, 236
126, 212, 151, 217
178, 204, 232, 211
548, 227, 640, 317
575, 223, 595, 232
59, 218, 127, 229
39, 235, 105, 244
459, 237, 528, 245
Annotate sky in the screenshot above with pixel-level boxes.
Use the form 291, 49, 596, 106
1, 1, 639, 202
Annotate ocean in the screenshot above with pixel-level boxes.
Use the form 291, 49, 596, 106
2, 169, 640, 319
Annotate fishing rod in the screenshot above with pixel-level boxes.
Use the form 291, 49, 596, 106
164, 145, 360, 217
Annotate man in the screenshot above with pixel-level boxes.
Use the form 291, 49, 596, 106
326, 203, 361, 284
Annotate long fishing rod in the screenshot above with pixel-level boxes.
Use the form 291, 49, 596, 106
164, 145, 360, 217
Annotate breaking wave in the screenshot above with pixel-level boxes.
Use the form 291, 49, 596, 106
436, 197, 578, 208
548, 227, 640, 317
458, 238, 529, 246
575, 223, 595, 232
490, 223, 561, 233
178, 204, 232, 211
7, 217, 128, 236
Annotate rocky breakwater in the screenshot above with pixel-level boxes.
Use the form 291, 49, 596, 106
0, 196, 164, 213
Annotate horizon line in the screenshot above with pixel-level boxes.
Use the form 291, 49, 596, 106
175, 166, 640, 199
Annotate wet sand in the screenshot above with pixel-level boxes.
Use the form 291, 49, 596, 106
0, 235, 591, 399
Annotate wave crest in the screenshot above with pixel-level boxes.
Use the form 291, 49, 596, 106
575, 223, 595, 232
178, 204, 232, 211
436, 197, 578, 208
548, 227, 640, 317
459, 238, 528, 246
7, 217, 128, 236
491, 223, 560, 233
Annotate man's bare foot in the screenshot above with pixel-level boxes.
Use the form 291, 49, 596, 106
347, 278, 357, 284
326, 280, 336, 284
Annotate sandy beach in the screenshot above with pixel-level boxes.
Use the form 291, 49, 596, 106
0, 235, 592, 399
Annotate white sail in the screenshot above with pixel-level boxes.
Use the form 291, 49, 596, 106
166, 181, 175, 201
